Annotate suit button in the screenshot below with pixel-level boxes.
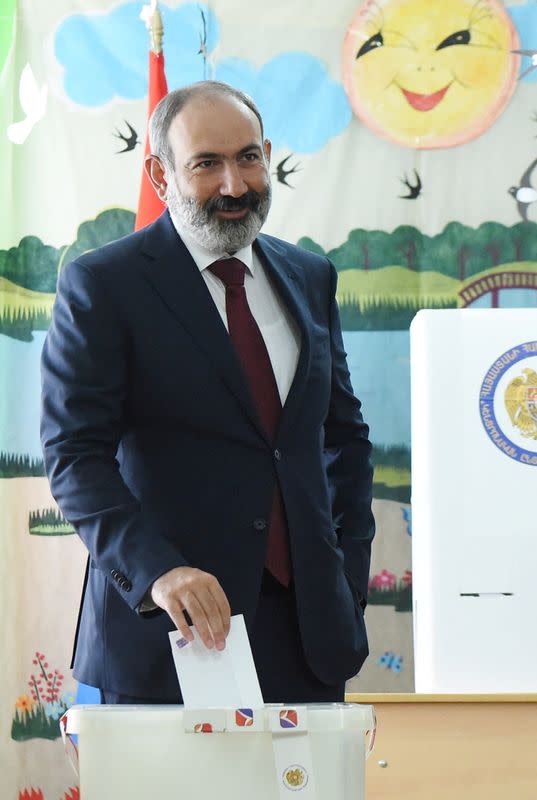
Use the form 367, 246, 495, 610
121, 579, 132, 592
111, 569, 119, 580
253, 518, 267, 531
274, 449, 282, 461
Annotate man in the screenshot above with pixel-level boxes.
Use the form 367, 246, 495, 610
40, 81, 374, 704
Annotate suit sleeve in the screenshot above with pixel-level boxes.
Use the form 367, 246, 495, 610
323, 259, 375, 610
40, 258, 189, 611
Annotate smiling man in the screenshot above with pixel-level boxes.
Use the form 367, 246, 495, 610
40, 81, 374, 705
157, 88, 272, 253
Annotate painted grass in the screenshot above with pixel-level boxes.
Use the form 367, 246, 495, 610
373, 465, 410, 488
337, 266, 460, 310
11, 708, 61, 741
29, 525, 75, 536
0, 276, 55, 316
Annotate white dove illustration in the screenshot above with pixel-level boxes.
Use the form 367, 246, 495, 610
7, 63, 48, 145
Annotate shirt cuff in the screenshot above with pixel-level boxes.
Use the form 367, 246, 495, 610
138, 588, 159, 614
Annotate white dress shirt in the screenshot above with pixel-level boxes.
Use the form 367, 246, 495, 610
174, 223, 301, 405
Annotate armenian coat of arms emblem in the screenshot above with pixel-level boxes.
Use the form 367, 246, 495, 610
504, 368, 537, 440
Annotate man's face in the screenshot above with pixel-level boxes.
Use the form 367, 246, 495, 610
164, 95, 272, 252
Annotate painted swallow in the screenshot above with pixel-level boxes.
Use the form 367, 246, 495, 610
512, 49, 537, 80
113, 121, 140, 153
274, 154, 301, 188
399, 169, 422, 200
509, 157, 537, 222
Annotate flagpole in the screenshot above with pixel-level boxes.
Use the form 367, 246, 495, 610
148, 2, 164, 55
135, 0, 169, 231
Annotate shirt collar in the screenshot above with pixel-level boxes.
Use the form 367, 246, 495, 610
171, 216, 255, 276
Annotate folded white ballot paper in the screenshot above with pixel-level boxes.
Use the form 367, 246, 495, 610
168, 614, 264, 708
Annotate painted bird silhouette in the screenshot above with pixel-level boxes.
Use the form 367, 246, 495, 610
7, 63, 48, 145
512, 49, 537, 81
399, 169, 422, 200
509, 157, 537, 221
275, 154, 301, 188
113, 121, 140, 153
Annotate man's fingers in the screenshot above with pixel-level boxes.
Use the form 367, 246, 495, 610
184, 593, 215, 649
150, 567, 232, 650
200, 588, 229, 650
168, 604, 194, 644
209, 580, 232, 626
208, 584, 232, 641
185, 586, 229, 650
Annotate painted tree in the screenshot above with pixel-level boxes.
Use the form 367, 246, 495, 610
510, 221, 537, 262
296, 237, 326, 257
0, 236, 61, 292
425, 221, 477, 280
390, 225, 425, 271
60, 209, 135, 267
475, 222, 515, 270
327, 229, 393, 271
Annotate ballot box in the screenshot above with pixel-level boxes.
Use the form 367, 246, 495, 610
410, 308, 537, 692
64, 703, 375, 800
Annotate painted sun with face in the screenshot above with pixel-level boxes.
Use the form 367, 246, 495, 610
342, 0, 520, 148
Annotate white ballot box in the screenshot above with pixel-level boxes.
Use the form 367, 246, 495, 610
410, 309, 537, 692
64, 703, 374, 800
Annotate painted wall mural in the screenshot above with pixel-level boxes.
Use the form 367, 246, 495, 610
2, 0, 537, 796
342, 0, 521, 148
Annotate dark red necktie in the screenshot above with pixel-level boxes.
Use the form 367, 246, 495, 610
209, 257, 291, 586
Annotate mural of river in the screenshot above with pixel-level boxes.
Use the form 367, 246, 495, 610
344, 330, 410, 449
0, 331, 47, 458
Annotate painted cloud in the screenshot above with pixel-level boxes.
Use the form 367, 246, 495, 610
54, 1, 351, 153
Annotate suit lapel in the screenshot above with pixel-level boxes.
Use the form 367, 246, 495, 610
254, 235, 313, 438
140, 214, 314, 441
140, 212, 265, 437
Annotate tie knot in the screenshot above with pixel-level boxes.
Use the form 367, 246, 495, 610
209, 257, 246, 288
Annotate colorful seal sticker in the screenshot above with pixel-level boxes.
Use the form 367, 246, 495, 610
279, 709, 299, 729
235, 708, 254, 727
479, 341, 537, 465
342, 0, 520, 149
193, 723, 213, 733
282, 765, 309, 791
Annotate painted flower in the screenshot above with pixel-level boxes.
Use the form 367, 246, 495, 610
401, 570, 412, 586
371, 569, 396, 590
19, 789, 44, 800
63, 788, 80, 800
61, 691, 76, 707
44, 701, 63, 719
15, 695, 35, 713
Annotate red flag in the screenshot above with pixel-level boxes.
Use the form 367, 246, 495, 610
135, 49, 168, 230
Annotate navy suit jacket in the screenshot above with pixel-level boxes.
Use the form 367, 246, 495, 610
40, 211, 374, 698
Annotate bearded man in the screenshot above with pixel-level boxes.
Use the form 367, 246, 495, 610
40, 81, 374, 704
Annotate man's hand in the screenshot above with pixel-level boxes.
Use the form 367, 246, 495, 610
150, 566, 231, 650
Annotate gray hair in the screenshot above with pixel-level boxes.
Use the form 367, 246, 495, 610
148, 81, 264, 170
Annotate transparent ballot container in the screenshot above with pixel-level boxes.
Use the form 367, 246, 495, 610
63, 703, 375, 800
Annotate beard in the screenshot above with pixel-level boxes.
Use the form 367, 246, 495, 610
166, 176, 272, 253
